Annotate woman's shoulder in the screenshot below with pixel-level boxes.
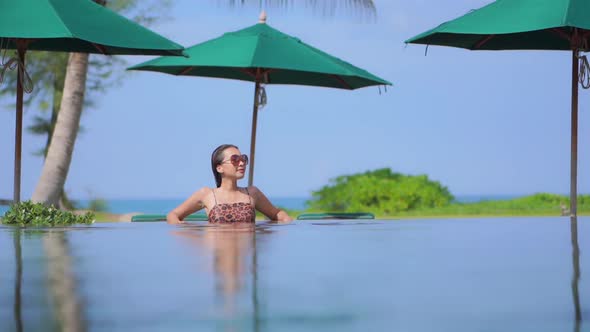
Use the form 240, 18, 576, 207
245, 186, 263, 196
193, 186, 215, 197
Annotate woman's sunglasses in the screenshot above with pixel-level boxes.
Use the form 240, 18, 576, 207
221, 154, 249, 166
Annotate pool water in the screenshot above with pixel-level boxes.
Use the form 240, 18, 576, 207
0, 217, 587, 332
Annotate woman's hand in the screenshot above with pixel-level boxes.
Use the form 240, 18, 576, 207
166, 212, 186, 224
251, 186, 293, 223
276, 210, 293, 223
167, 187, 209, 224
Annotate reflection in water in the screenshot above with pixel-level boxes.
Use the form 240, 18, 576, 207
4, 218, 584, 331
43, 231, 87, 332
13, 229, 23, 332
252, 230, 260, 332
173, 224, 271, 332
10, 229, 87, 332
570, 217, 582, 332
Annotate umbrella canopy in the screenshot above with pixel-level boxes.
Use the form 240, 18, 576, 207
0, 0, 184, 55
129, 20, 389, 88
129, 13, 391, 185
406, 0, 590, 217
407, 0, 590, 50
0, 0, 185, 204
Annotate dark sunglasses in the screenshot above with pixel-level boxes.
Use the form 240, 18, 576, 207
221, 154, 249, 166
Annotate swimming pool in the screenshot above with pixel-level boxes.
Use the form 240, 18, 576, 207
0, 217, 587, 331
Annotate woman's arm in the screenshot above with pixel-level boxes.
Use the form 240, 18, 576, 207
250, 186, 293, 223
167, 187, 209, 224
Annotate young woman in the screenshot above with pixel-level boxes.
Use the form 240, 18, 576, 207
167, 144, 293, 224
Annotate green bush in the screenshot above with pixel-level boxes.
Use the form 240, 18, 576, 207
389, 192, 590, 217
1, 201, 94, 227
307, 168, 454, 215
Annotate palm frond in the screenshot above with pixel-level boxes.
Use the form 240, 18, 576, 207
225, 0, 376, 17
27, 115, 52, 135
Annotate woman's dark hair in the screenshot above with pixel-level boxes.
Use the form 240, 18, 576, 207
211, 144, 238, 187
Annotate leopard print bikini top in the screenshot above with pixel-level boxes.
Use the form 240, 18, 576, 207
208, 188, 256, 224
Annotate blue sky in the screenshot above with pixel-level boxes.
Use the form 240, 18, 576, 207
2, 0, 590, 200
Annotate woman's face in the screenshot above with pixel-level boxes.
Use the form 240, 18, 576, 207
217, 147, 248, 180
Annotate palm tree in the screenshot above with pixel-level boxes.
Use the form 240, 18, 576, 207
28, 0, 170, 206
31, 0, 376, 206
32, 52, 89, 206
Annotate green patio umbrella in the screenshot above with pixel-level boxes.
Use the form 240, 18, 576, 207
0, 0, 184, 203
406, 0, 590, 217
129, 12, 391, 186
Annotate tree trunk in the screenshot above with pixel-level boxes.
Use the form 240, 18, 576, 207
44, 72, 64, 158
32, 53, 89, 206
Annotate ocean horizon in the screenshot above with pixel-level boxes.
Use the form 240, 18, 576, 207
0, 194, 534, 215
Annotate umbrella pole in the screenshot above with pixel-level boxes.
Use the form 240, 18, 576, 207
570, 50, 579, 217
248, 81, 261, 187
14, 44, 26, 204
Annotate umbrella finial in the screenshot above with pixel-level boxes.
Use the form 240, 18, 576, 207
259, 10, 267, 24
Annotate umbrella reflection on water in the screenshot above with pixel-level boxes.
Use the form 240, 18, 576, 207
570, 217, 582, 332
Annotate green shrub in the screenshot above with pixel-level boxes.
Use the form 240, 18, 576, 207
308, 168, 454, 215
1, 201, 94, 227
88, 198, 109, 212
